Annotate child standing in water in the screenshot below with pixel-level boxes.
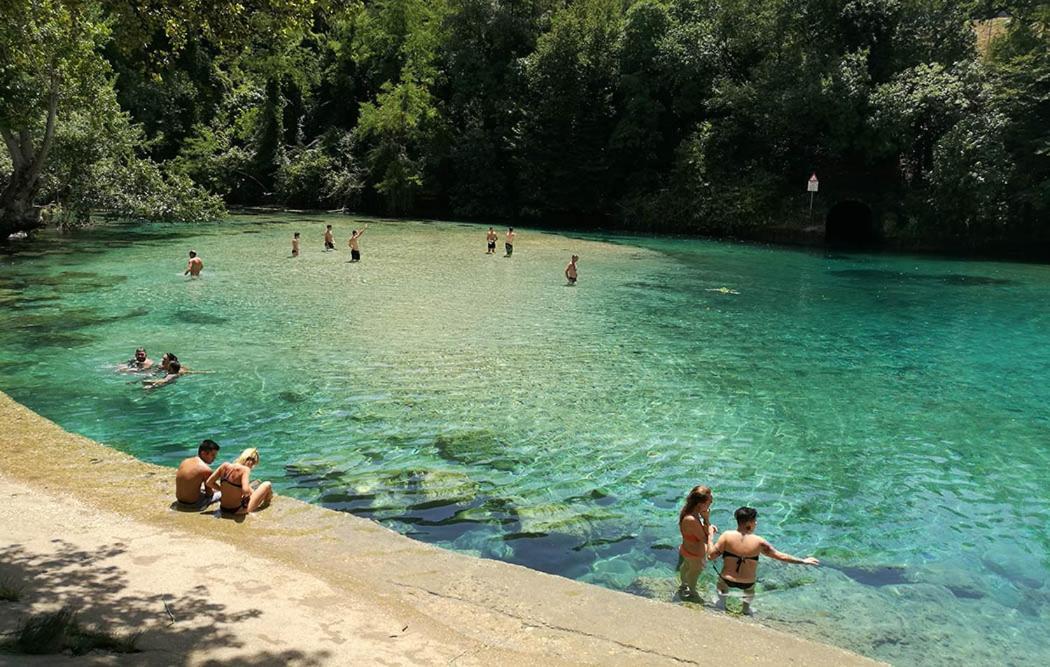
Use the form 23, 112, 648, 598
292, 232, 300, 257
324, 224, 335, 251
565, 255, 579, 285
486, 227, 498, 254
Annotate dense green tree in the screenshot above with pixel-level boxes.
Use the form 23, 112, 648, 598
0, 0, 109, 234
515, 0, 624, 220
437, 0, 553, 217
3, 0, 1046, 250
349, 0, 447, 214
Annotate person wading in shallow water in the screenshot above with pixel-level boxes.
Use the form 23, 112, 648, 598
677, 485, 717, 601
708, 506, 820, 615
565, 255, 579, 285
184, 250, 203, 277
348, 224, 368, 262
504, 227, 516, 257
486, 227, 498, 254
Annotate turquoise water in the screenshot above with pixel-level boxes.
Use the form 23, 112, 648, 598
1, 215, 1048, 664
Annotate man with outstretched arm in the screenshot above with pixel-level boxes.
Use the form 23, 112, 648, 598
707, 506, 819, 615
348, 224, 368, 262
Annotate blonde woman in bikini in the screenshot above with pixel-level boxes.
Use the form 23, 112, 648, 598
677, 485, 717, 601
206, 447, 273, 516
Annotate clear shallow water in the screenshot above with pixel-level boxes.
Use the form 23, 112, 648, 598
1, 215, 1049, 664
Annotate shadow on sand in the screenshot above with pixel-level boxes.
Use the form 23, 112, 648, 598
0, 540, 329, 665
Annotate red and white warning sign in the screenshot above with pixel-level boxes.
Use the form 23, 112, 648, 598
807, 173, 819, 192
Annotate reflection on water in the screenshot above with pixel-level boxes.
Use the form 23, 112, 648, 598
1, 216, 1049, 665
829, 268, 1017, 286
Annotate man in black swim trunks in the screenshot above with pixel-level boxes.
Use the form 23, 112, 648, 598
504, 227, 515, 257
707, 506, 819, 615
486, 227, 497, 254
348, 224, 368, 261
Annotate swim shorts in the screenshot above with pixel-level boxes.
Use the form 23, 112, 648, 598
351, 249, 361, 261
505, 243, 513, 256
325, 241, 335, 250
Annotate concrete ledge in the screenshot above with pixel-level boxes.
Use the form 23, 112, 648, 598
0, 391, 881, 665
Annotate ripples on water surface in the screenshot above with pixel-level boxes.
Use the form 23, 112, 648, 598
1, 215, 1049, 664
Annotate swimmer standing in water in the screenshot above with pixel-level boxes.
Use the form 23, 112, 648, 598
565, 255, 579, 285
324, 224, 335, 251
184, 251, 203, 277
292, 232, 300, 257
677, 485, 716, 601
348, 224, 368, 262
504, 227, 516, 257
486, 227, 498, 254
708, 506, 819, 615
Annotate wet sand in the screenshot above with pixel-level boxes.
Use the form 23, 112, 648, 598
0, 391, 880, 665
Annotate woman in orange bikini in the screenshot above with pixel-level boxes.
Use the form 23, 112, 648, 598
677, 485, 717, 601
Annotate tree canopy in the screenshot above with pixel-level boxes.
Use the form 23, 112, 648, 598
1, 0, 1047, 250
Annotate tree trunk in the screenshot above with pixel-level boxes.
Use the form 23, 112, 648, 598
0, 77, 59, 239
0, 166, 45, 238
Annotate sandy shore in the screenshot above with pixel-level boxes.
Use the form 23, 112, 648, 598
0, 391, 881, 665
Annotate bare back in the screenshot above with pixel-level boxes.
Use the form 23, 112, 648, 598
175, 456, 211, 503
216, 462, 251, 508
716, 530, 765, 583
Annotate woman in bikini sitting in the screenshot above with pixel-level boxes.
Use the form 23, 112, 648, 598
677, 485, 717, 601
206, 448, 273, 516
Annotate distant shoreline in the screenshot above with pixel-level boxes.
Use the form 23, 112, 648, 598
226, 206, 1050, 264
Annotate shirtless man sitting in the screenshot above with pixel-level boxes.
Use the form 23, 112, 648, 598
707, 506, 820, 615
175, 439, 221, 507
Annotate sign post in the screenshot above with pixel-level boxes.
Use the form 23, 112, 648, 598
807, 173, 819, 222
